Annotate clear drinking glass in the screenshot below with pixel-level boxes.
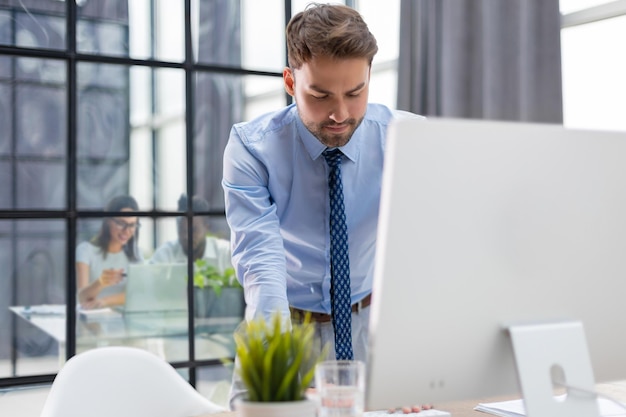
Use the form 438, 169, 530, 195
315, 360, 366, 417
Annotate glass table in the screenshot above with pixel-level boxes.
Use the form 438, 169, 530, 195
10, 305, 239, 365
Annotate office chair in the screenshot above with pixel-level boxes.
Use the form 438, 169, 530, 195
39, 346, 227, 417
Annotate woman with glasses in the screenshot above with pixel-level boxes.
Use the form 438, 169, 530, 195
76, 195, 142, 309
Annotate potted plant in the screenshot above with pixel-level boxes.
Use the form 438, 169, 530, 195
232, 311, 327, 417
193, 259, 244, 319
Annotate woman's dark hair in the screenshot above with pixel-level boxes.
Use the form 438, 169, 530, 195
91, 195, 140, 261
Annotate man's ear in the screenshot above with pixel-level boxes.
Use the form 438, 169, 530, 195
283, 67, 295, 96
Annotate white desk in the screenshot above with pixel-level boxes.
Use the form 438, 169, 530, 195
10, 305, 239, 364
200, 381, 626, 417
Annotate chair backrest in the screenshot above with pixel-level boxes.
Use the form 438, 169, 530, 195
40, 346, 226, 417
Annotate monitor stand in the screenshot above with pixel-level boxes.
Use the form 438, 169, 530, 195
508, 321, 599, 417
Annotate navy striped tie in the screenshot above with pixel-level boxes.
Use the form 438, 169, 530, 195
323, 148, 354, 360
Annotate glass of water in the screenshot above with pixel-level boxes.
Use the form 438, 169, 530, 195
315, 360, 366, 417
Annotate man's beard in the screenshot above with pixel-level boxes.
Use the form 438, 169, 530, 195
303, 116, 364, 148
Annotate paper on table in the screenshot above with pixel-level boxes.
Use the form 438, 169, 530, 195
76, 306, 122, 320
475, 394, 626, 417
20, 304, 66, 315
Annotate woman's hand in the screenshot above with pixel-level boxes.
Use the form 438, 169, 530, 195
98, 268, 124, 287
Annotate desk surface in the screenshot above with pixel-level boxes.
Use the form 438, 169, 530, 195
197, 381, 626, 417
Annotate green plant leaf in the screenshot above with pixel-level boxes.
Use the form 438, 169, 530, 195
193, 259, 240, 293
229, 311, 327, 402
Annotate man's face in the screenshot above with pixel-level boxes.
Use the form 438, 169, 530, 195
283, 56, 371, 148
178, 217, 208, 255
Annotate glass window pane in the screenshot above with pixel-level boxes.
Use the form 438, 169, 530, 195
196, 0, 284, 71
1, 219, 66, 378
0, 55, 10, 79
206, 217, 230, 246
16, 84, 66, 157
127, 0, 184, 62
0, 221, 15, 378
77, 0, 129, 57
149, 217, 177, 261
370, 68, 398, 110
17, 161, 66, 210
153, 121, 187, 211
16, 56, 66, 83
189, 215, 238, 362
358, 0, 400, 64
79, 1, 185, 62
77, 18, 127, 56
0, 161, 10, 209
12, 8, 66, 50
193, 0, 242, 67
0, 82, 11, 156
147, 212, 229, 259
153, 1, 184, 62
561, 15, 626, 131
129, 67, 186, 212
0, 9, 10, 46
241, 75, 286, 121
77, 62, 130, 210
0, 57, 67, 210
127, 0, 151, 59
193, 72, 243, 213
239, 0, 284, 71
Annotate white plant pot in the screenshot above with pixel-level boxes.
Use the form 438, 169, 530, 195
235, 399, 317, 417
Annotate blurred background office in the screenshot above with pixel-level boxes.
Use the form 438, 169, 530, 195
0, 0, 624, 400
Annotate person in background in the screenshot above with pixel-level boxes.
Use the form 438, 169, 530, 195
76, 195, 142, 309
222, 3, 424, 410
150, 194, 231, 272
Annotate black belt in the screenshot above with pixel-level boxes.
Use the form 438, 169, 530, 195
290, 294, 372, 323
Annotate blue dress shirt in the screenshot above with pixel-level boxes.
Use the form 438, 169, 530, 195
222, 102, 420, 322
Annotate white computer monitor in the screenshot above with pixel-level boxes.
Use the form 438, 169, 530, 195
366, 117, 626, 416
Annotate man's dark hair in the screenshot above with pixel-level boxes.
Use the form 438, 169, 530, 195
177, 194, 210, 212
286, 3, 378, 69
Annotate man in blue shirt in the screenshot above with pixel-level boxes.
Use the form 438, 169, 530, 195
223, 2, 422, 379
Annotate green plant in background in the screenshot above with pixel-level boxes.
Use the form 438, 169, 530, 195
232, 311, 327, 402
193, 258, 240, 296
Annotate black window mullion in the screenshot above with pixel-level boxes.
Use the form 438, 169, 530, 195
65, 0, 78, 362
184, 0, 197, 387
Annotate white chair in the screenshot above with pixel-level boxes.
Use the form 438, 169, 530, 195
40, 346, 227, 417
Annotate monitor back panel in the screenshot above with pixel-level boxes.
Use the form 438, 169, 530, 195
366, 118, 626, 410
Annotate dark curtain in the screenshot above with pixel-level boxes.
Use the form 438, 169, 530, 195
397, 0, 563, 123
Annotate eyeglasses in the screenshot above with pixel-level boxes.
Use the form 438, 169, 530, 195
110, 218, 140, 232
